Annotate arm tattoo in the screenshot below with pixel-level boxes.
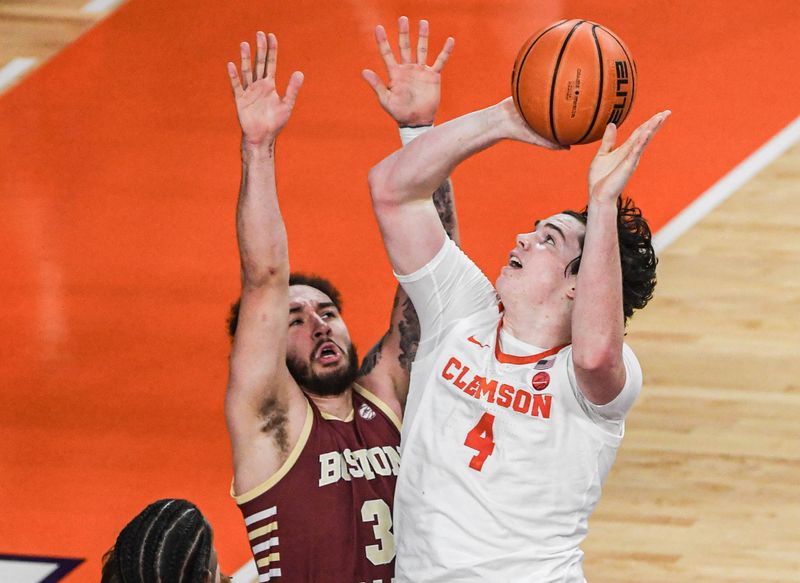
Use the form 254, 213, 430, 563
432, 180, 458, 242
359, 335, 385, 377
360, 292, 400, 377
365, 181, 454, 378
393, 180, 452, 371
397, 296, 420, 371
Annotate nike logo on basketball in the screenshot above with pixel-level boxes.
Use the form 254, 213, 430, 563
467, 335, 489, 349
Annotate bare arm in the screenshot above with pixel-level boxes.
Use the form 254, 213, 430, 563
357, 18, 460, 413
358, 180, 458, 410
224, 32, 307, 493
368, 98, 564, 276
572, 112, 670, 404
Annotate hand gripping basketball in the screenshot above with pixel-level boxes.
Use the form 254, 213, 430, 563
512, 19, 638, 146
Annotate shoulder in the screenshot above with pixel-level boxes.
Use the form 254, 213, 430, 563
353, 384, 403, 433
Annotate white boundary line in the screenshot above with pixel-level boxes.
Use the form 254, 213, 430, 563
653, 115, 800, 253
0, 57, 38, 91
81, 0, 126, 13
232, 558, 258, 583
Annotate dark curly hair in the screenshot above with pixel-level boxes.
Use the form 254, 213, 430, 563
101, 499, 214, 583
562, 197, 657, 324
227, 273, 343, 339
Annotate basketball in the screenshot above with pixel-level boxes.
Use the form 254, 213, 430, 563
511, 19, 636, 146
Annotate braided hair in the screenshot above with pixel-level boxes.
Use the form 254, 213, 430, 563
562, 196, 657, 324
101, 499, 214, 583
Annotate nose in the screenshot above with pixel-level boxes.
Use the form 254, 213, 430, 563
311, 313, 331, 338
516, 234, 530, 249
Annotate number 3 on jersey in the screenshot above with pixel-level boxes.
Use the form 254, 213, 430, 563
464, 412, 496, 471
361, 499, 395, 565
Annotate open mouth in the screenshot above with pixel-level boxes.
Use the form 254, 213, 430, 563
508, 255, 523, 269
315, 341, 342, 365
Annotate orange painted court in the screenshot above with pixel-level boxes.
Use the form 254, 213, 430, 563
1, 1, 798, 581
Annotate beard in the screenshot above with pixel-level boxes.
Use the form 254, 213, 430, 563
286, 342, 359, 397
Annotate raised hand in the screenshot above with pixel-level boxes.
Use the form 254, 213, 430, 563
362, 16, 454, 127
496, 97, 566, 150
588, 111, 671, 202
227, 32, 304, 146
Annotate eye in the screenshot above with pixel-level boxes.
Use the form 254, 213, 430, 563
289, 318, 303, 327
544, 234, 555, 245
321, 311, 336, 320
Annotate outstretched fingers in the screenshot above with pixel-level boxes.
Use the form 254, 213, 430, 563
282, 71, 304, 109
431, 36, 455, 72
374, 25, 398, 70
227, 62, 243, 99
255, 31, 267, 80
398, 16, 412, 63
597, 123, 618, 155
417, 19, 429, 65
625, 110, 671, 163
266, 33, 278, 79
239, 41, 253, 88
361, 68, 389, 101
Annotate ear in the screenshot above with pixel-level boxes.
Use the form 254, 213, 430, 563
565, 283, 577, 301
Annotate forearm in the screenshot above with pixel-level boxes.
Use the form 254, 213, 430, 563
572, 198, 624, 370
236, 141, 289, 287
398, 126, 460, 244
371, 103, 508, 207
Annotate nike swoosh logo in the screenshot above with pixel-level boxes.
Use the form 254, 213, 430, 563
467, 335, 489, 349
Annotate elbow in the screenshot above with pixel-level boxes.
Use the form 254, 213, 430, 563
368, 160, 394, 207
240, 257, 288, 289
572, 344, 619, 374
369, 151, 412, 209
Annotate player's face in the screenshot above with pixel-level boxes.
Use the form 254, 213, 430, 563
496, 213, 585, 305
286, 285, 358, 396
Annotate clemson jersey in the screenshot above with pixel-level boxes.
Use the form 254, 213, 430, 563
393, 238, 642, 583
232, 386, 401, 583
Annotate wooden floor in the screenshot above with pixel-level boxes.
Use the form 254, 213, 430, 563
584, 143, 800, 582
1, 1, 798, 582
0, 0, 105, 90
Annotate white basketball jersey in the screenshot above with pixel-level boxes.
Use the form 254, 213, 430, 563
394, 238, 641, 583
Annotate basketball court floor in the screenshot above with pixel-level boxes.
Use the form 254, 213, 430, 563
1, 1, 798, 581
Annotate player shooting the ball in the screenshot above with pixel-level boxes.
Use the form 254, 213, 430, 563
368, 95, 669, 581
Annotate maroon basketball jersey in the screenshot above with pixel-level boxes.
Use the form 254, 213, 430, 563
233, 385, 401, 583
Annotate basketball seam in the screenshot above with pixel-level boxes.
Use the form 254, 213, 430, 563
549, 20, 585, 145
596, 24, 636, 116
577, 25, 604, 144
513, 19, 568, 133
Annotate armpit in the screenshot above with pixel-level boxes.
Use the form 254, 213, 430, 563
259, 397, 290, 454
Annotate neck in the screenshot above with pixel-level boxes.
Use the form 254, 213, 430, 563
501, 298, 572, 349
306, 385, 355, 419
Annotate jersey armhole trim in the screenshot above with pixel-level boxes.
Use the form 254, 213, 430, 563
321, 409, 354, 422
231, 400, 314, 504
354, 383, 403, 432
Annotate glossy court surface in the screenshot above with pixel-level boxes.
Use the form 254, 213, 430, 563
1, 1, 798, 581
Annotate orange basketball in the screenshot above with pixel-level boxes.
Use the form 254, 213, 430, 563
511, 19, 637, 146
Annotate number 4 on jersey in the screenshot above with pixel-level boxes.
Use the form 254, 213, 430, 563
464, 412, 496, 471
